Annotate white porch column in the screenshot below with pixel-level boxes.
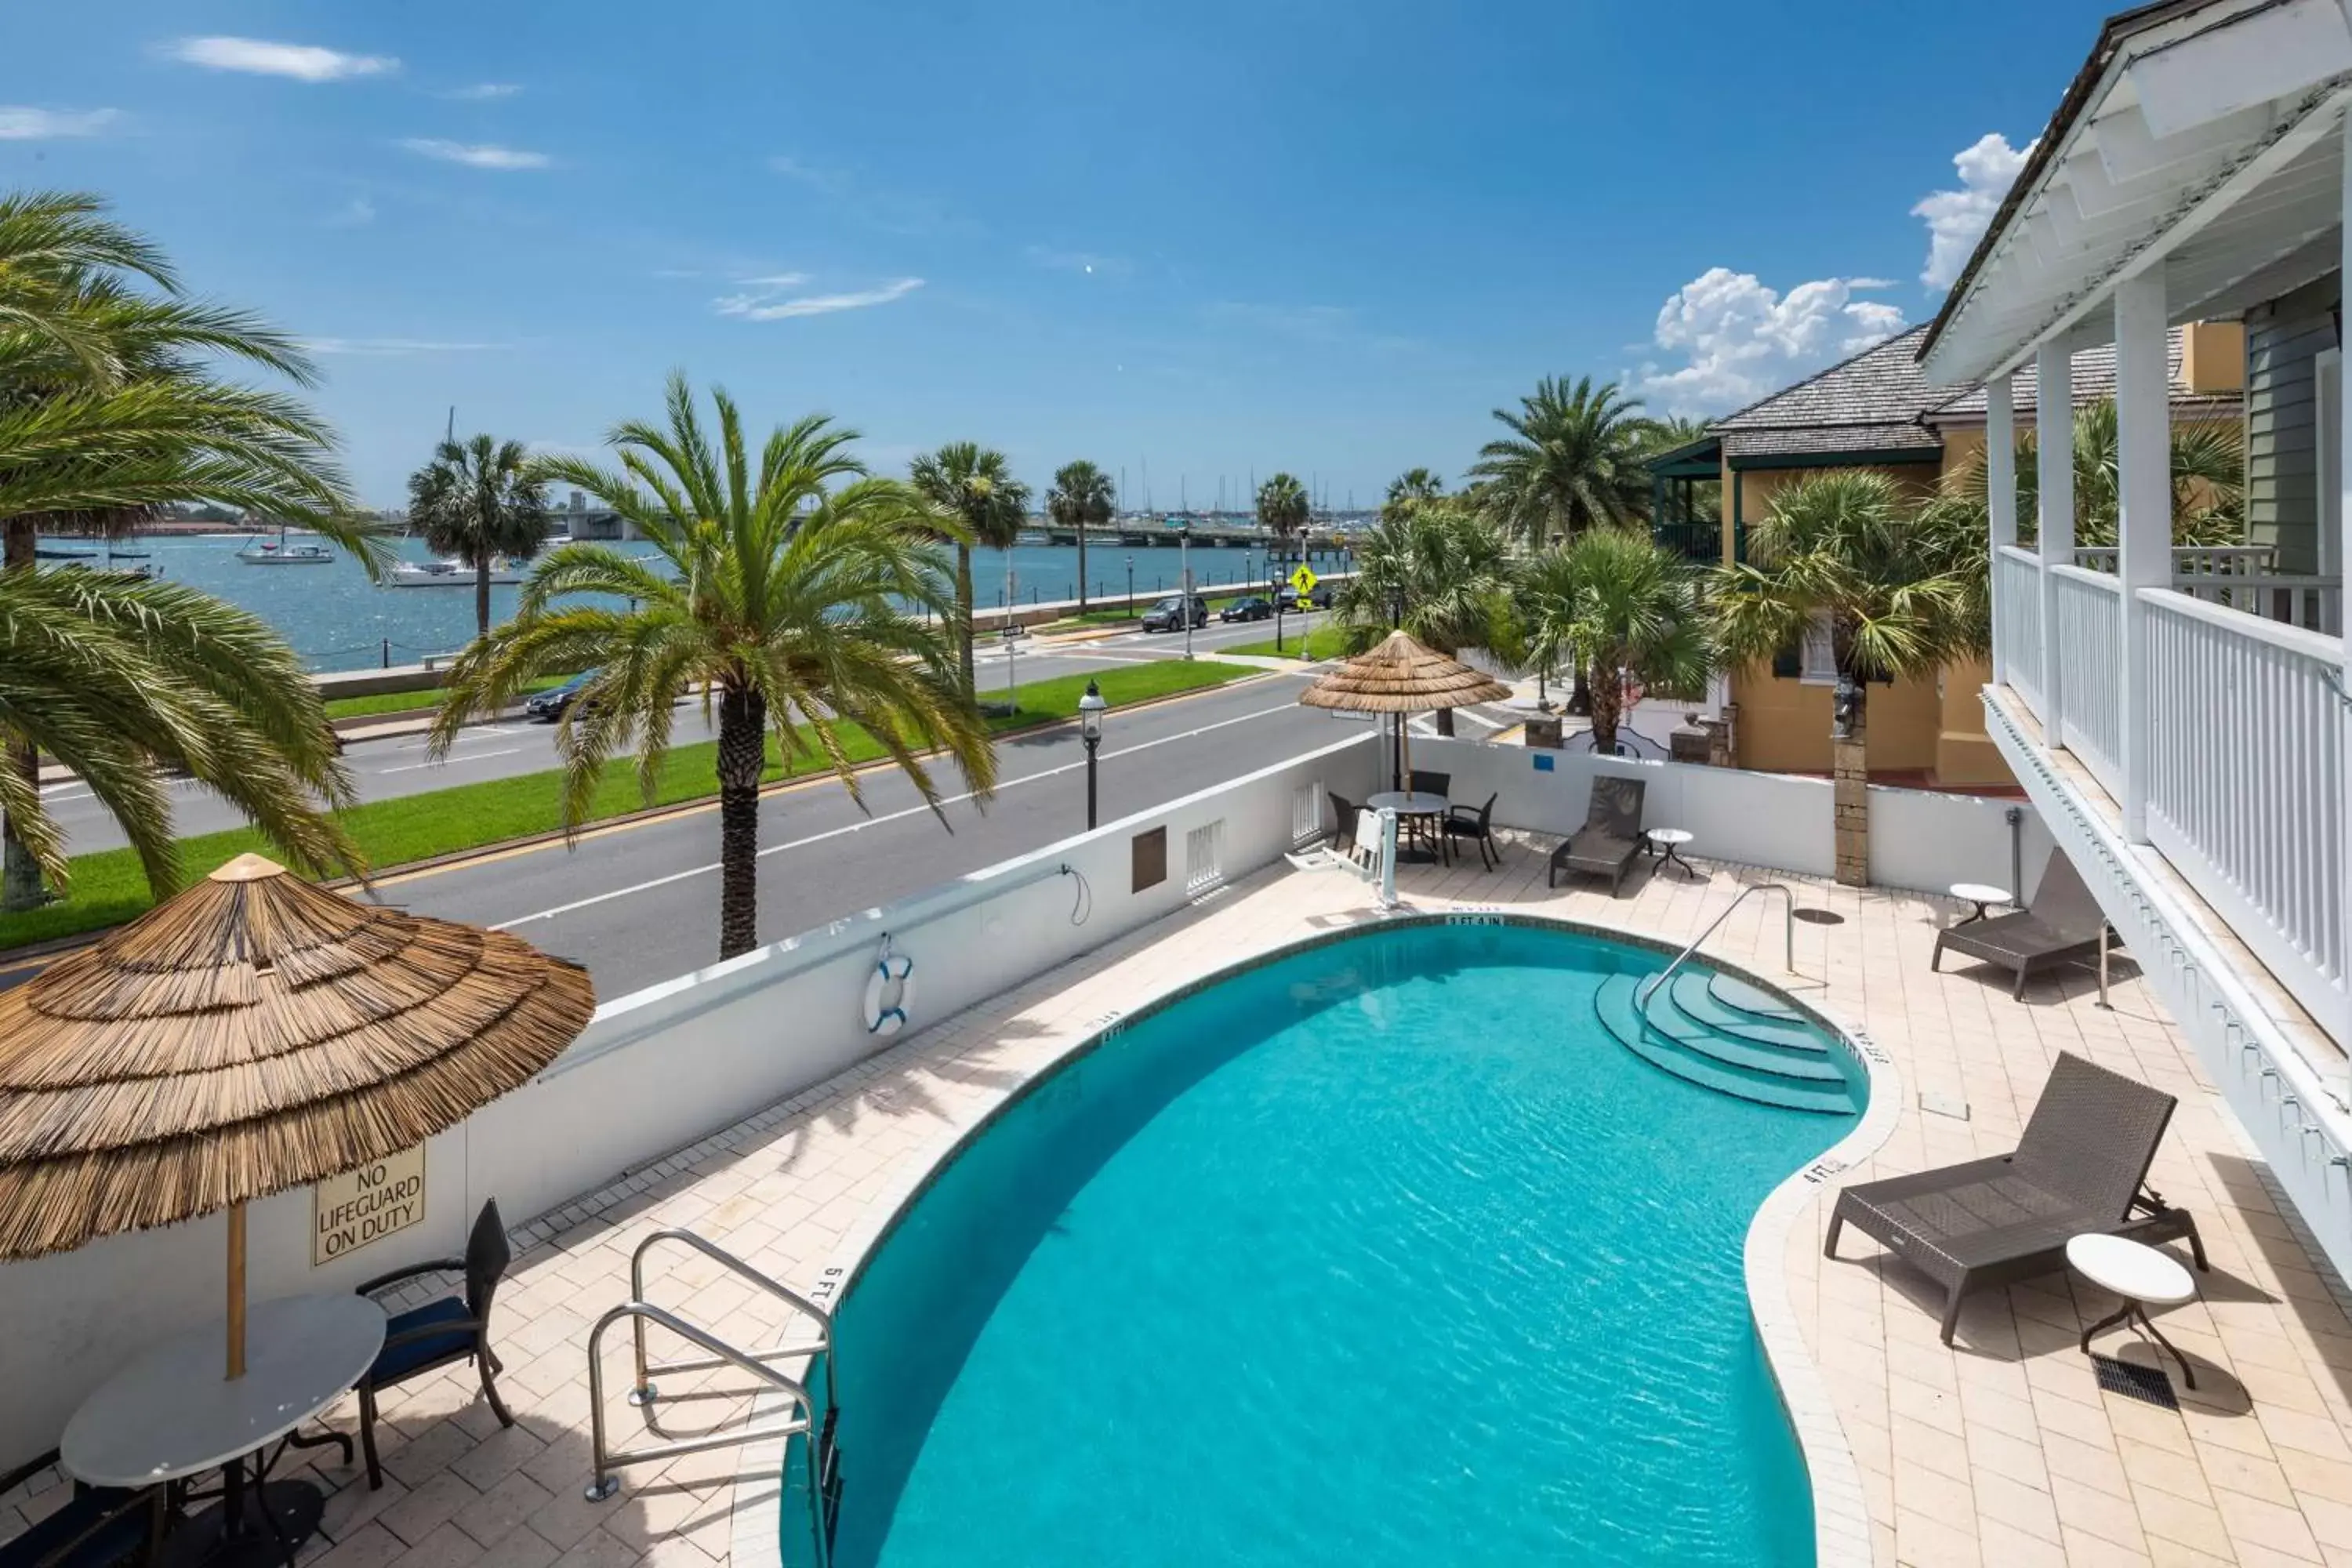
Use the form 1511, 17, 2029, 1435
2340, 107, 2352, 1046
2035, 344, 2075, 746
2114, 270, 2170, 844
1985, 373, 2017, 689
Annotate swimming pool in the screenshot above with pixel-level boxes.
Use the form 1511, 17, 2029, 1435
803, 920, 1864, 1567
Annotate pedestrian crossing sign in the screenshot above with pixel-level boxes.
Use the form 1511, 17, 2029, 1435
1289, 564, 1318, 595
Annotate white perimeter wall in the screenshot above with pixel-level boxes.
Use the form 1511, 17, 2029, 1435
0, 735, 1383, 1468
1403, 735, 2053, 898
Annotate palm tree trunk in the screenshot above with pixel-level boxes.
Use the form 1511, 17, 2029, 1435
1566, 668, 1593, 717
715, 683, 769, 960
1076, 521, 1088, 614
3, 519, 46, 911
1588, 653, 1622, 757
956, 543, 976, 702
475, 557, 492, 640
1434, 708, 1455, 738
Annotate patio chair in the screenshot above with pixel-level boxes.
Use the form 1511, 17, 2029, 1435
1409, 770, 1451, 800
1933, 851, 2118, 999
353, 1200, 516, 1490
0, 1452, 162, 1568
1824, 1051, 2207, 1346
1443, 793, 1500, 871
1547, 777, 1647, 895
1326, 792, 1360, 858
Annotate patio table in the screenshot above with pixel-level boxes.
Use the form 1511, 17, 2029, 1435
62, 1293, 386, 1568
1367, 790, 1450, 865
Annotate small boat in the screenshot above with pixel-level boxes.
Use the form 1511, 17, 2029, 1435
389, 555, 528, 587
238, 528, 333, 564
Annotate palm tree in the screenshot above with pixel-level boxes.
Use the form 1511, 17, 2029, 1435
430, 375, 998, 960
1334, 503, 1514, 736
1256, 472, 1311, 560
407, 434, 551, 638
2, 190, 375, 910
1964, 396, 2245, 548
1515, 531, 1710, 758
1470, 376, 1657, 544
1382, 467, 1443, 521
1708, 471, 1980, 884
1046, 459, 1114, 612
0, 570, 360, 902
911, 442, 1030, 699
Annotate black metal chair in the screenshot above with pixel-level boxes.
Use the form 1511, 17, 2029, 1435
1408, 770, 1451, 800
0, 1454, 162, 1568
353, 1200, 516, 1490
1443, 793, 1500, 870
1326, 792, 1361, 858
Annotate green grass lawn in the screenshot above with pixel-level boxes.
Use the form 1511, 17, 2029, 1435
322, 675, 572, 722
1222, 623, 1353, 661
0, 659, 1258, 953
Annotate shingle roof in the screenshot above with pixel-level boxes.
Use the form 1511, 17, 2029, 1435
1690, 323, 2236, 466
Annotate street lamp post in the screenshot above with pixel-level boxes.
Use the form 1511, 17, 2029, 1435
1179, 524, 1194, 661
1078, 679, 1108, 829
1125, 554, 1134, 617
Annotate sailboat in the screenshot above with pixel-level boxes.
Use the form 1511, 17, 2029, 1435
238, 524, 333, 564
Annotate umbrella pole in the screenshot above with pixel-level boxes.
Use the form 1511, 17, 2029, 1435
226, 1200, 246, 1380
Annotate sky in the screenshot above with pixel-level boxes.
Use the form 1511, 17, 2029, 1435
2, 1, 2118, 510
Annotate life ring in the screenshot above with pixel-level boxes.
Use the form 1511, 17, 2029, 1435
862, 952, 916, 1036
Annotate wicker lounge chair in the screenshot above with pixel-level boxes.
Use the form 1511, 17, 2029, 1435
1825, 1051, 2207, 1345
1933, 850, 2117, 999
1547, 776, 1646, 894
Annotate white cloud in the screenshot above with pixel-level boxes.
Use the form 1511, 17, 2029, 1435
0, 107, 120, 139
1913, 132, 2034, 289
399, 138, 550, 170
302, 338, 501, 355
713, 277, 922, 321
1634, 268, 1908, 416
165, 37, 397, 82
441, 82, 521, 101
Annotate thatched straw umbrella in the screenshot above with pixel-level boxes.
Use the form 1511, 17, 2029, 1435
1298, 630, 1510, 789
0, 853, 595, 1377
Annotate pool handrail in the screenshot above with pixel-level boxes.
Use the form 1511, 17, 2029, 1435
1634, 883, 1797, 1012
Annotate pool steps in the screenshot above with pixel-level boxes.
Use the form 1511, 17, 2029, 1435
1592, 970, 1861, 1116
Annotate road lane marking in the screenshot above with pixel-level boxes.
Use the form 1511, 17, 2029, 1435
376, 747, 523, 775
487, 699, 1305, 930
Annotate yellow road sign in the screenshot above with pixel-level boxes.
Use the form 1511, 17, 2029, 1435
1288, 564, 1318, 595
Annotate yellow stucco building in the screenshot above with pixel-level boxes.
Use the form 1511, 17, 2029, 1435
1648, 321, 2245, 787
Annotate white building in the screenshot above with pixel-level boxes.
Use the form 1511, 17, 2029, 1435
1917, 0, 2352, 1279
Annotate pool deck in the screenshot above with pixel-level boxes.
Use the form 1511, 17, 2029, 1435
9, 831, 2352, 1568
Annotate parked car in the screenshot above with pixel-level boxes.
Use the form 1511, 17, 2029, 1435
1141, 594, 1209, 632
1219, 596, 1274, 623
524, 669, 601, 721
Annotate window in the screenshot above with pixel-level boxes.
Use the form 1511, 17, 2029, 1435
1798, 613, 1839, 685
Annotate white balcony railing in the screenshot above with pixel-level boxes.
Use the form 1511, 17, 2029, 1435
2073, 545, 2343, 634
2143, 590, 2347, 1022
1994, 545, 2045, 713
2049, 565, 2125, 800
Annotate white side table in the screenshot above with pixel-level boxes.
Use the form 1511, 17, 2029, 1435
1947, 882, 2012, 927
2067, 1232, 2199, 1388
1646, 828, 1697, 879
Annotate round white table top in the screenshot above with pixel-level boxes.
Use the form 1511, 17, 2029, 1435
1367, 791, 1450, 816
62, 1294, 387, 1487
1647, 829, 1695, 846
2066, 1233, 2196, 1307
1950, 882, 2012, 905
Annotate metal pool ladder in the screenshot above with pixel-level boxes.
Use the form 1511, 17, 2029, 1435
585, 1229, 840, 1566
1635, 883, 1797, 1011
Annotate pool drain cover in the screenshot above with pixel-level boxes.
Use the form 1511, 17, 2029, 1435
2091, 1353, 2180, 1410
1792, 909, 1845, 927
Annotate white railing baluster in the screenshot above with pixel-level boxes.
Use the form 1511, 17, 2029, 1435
2049, 564, 2125, 797
1995, 545, 2045, 718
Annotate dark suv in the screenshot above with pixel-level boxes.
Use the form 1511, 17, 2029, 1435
1141, 594, 1208, 632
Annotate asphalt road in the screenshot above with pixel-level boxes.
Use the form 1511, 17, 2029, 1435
366, 670, 1369, 998
38, 611, 1330, 857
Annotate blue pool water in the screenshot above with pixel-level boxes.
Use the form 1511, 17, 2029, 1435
811, 922, 1856, 1567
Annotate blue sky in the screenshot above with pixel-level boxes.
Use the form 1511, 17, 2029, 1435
5, 1, 2116, 510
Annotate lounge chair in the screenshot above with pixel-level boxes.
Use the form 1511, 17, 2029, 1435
1444, 793, 1499, 870
1824, 1051, 2207, 1345
0, 1452, 162, 1568
354, 1200, 516, 1489
1547, 776, 1646, 894
1933, 851, 2117, 999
